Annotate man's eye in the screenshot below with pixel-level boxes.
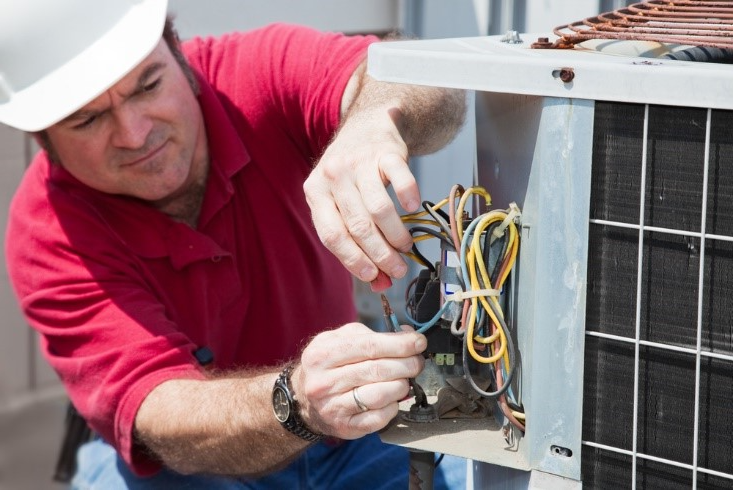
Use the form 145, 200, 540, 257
74, 115, 98, 130
142, 78, 161, 93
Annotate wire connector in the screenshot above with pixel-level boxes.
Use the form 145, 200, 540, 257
448, 288, 501, 302
492, 202, 522, 240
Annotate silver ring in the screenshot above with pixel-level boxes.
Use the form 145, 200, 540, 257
352, 387, 369, 412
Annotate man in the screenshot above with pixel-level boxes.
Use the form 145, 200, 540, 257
1, 0, 467, 487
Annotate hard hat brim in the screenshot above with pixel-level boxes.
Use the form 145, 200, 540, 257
0, 0, 168, 132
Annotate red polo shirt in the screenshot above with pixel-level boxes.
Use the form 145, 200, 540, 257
6, 24, 376, 475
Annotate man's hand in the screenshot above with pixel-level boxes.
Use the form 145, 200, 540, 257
304, 60, 466, 288
294, 322, 427, 439
304, 106, 418, 286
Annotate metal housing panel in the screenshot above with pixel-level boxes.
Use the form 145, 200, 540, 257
368, 34, 733, 111
512, 96, 592, 480
478, 92, 592, 480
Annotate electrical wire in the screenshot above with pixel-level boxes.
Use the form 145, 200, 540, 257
409, 226, 456, 251
404, 301, 453, 334
398, 184, 525, 432
461, 326, 513, 399
421, 200, 453, 238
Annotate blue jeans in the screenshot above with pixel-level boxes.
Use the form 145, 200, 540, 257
71, 434, 466, 489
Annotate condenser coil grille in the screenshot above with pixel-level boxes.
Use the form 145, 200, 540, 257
552, 1, 733, 50
583, 102, 733, 489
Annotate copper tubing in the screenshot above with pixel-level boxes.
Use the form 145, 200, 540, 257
546, 1, 733, 50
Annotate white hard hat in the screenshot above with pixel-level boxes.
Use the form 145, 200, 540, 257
0, 0, 168, 132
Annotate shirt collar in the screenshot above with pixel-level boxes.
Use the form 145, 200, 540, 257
195, 70, 250, 228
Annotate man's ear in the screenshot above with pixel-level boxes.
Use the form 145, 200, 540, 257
31, 130, 59, 164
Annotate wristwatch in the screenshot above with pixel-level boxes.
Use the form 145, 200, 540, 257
272, 365, 324, 442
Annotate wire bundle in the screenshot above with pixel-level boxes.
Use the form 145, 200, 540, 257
401, 184, 525, 432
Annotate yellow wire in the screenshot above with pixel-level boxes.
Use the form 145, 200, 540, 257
464, 228, 503, 345
403, 186, 521, 418
396, 186, 518, 370
455, 186, 492, 244
400, 198, 450, 222
403, 252, 429, 268
465, 209, 518, 368
465, 226, 504, 363
471, 212, 507, 289
411, 234, 439, 244
401, 218, 442, 226
401, 197, 455, 266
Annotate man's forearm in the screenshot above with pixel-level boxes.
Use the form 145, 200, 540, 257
134, 369, 309, 477
343, 68, 467, 156
133, 323, 426, 478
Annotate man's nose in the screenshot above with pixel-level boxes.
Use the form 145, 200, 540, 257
110, 106, 153, 149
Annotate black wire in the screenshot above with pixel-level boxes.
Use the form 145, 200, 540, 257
506, 400, 524, 413
405, 276, 419, 313
409, 226, 455, 251
423, 200, 451, 223
407, 229, 434, 272
482, 222, 497, 271
475, 307, 487, 339
482, 222, 510, 287
407, 225, 456, 274
434, 453, 445, 468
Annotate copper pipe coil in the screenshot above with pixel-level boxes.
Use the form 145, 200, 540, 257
582, 20, 733, 36
598, 12, 733, 22
546, 0, 733, 50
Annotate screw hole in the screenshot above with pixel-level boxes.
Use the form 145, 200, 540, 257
550, 445, 573, 458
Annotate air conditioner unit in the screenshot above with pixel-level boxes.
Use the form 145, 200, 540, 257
368, 27, 733, 490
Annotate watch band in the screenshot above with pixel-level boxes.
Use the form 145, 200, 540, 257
283, 417, 324, 442
273, 365, 324, 442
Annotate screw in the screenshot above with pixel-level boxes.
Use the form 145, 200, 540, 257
558, 67, 575, 83
501, 30, 523, 44
531, 37, 553, 49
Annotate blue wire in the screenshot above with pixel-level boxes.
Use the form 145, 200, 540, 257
386, 311, 400, 332
404, 300, 453, 334
403, 217, 487, 335
457, 216, 487, 330
459, 215, 484, 290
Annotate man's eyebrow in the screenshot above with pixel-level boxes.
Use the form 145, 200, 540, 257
62, 108, 100, 124
60, 62, 167, 124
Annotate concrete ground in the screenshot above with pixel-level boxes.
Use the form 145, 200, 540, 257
0, 395, 69, 490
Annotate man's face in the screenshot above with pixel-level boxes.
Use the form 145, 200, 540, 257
45, 40, 207, 204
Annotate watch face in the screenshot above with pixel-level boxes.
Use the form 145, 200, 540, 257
273, 385, 290, 423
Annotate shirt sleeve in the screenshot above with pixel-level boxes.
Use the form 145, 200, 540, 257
184, 23, 379, 160
6, 165, 206, 476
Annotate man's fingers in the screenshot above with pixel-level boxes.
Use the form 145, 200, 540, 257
305, 182, 377, 282
350, 379, 411, 412
378, 150, 421, 214
302, 323, 427, 369
332, 174, 409, 281
319, 356, 423, 395
322, 381, 407, 439
356, 156, 414, 254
